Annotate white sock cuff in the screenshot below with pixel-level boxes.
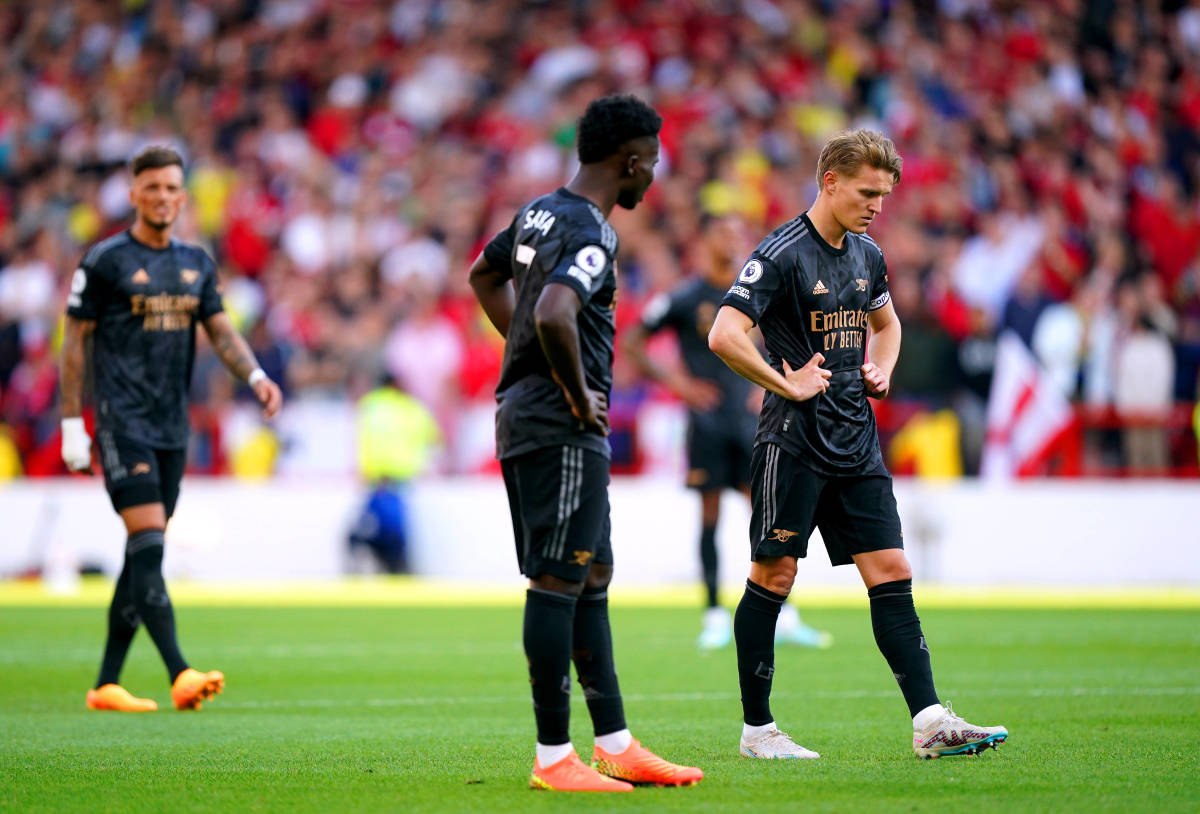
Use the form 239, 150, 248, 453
742, 721, 775, 739
535, 741, 574, 767
912, 703, 946, 730
594, 728, 632, 754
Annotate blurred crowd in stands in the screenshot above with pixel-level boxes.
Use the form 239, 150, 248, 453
1, 0, 1199, 479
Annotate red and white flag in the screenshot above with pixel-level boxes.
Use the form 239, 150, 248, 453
981, 331, 1074, 479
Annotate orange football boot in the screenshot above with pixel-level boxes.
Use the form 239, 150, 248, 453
530, 752, 634, 792
592, 738, 704, 786
85, 684, 158, 712
171, 668, 225, 710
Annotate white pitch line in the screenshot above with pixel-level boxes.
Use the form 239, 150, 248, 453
220, 685, 1200, 711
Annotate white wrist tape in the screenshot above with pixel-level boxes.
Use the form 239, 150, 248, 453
247, 368, 267, 386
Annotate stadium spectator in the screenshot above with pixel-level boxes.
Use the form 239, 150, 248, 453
0, 0, 1195, 477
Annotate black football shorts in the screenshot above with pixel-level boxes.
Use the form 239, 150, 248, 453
685, 418, 754, 492
96, 430, 187, 519
501, 444, 613, 581
749, 443, 902, 566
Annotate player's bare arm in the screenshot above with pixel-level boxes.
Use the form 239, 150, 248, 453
534, 282, 609, 436
60, 315, 94, 420
201, 312, 282, 418
59, 315, 95, 472
862, 299, 901, 399
468, 252, 515, 339
621, 323, 720, 411
708, 305, 830, 401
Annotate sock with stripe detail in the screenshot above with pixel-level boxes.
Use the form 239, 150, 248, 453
735, 579, 786, 726
868, 579, 939, 717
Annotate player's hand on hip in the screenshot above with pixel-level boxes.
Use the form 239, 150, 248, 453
252, 376, 283, 419
60, 417, 93, 473
782, 353, 831, 401
573, 388, 610, 437
861, 362, 890, 399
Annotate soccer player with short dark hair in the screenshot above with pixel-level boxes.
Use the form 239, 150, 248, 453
469, 95, 703, 791
623, 213, 831, 651
61, 145, 283, 712
708, 129, 1008, 759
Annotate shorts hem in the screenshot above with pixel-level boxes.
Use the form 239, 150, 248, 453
109, 483, 164, 513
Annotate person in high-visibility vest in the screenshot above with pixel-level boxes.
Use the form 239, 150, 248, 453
349, 374, 441, 573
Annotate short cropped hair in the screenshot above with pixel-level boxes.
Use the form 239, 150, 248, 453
130, 146, 184, 176
816, 129, 902, 187
576, 95, 662, 164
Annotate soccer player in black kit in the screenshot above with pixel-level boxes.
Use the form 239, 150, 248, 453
469, 95, 703, 791
60, 146, 282, 712
708, 130, 1008, 759
623, 213, 831, 651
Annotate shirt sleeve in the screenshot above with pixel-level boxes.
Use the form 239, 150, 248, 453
198, 252, 225, 319
639, 290, 678, 334
866, 241, 891, 311
719, 253, 784, 325
482, 218, 517, 281
546, 230, 613, 306
65, 252, 111, 320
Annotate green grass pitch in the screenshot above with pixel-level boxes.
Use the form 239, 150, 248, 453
3, 597, 1199, 812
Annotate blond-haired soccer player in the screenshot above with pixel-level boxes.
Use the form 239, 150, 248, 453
708, 129, 1008, 759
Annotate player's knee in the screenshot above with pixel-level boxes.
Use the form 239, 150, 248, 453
868, 561, 912, 585
757, 563, 796, 596
761, 572, 795, 596
530, 573, 585, 597
752, 557, 797, 596
584, 563, 612, 592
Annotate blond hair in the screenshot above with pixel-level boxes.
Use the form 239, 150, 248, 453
815, 129, 902, 188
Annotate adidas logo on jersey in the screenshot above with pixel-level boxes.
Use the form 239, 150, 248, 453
812, 279, 829, 295
131, 269, 150, 284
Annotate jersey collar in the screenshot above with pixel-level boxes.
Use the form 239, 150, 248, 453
126, 229, 175, 252
801, 212, 848, 257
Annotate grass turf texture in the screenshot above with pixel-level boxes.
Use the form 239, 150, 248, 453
2, 598, 1199, 812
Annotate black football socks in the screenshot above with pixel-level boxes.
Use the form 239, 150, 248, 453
735, 579, 786, 726
524, 588, 576, 745
571, 587, 627, 737
868, 579, 939, 717
700, 524, 719, 608
126, 529, 188, 682
95, 560, 139, 688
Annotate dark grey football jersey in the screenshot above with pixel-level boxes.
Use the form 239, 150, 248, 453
639, 276, 755, 435
483, 187, 619, 460
720, 212, 892, 476
66, 230, 224, 449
